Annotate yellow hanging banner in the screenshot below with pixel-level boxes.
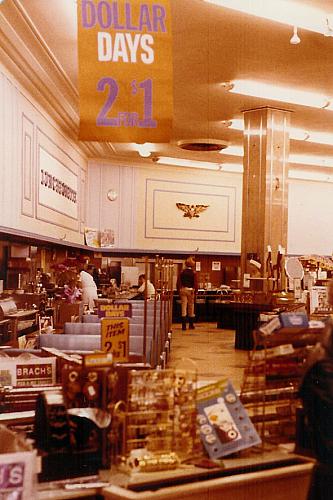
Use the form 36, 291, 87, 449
77, 0, 173, 142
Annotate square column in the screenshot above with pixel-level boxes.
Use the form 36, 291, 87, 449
241, 107, 291, 291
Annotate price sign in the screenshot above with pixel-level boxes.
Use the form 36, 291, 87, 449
101, 318, 129, 362
98, 302, 132, 318
77, 0, 173, 142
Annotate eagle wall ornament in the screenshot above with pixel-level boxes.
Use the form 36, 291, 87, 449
176, 203, 209, 219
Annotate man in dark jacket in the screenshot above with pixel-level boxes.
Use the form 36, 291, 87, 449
176, 257, 198, 331
299, 280, 333, 499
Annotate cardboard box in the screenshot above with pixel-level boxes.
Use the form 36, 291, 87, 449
0, 354, 56, 387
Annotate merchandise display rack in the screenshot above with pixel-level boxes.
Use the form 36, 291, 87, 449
124, 367, 198, 463
240, 324, 324, 447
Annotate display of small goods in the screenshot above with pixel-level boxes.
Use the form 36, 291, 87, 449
241, 316, 324, 444
125, 368, 197, 461
0, 353, 56, 387
84, 227, 100, 248
0, 426, 38, 500
196, 379, 261, 459
299, 254, 333, 272
59, 359, 119, 466
126, 450, 180, 473
310, 285, 331, 313
35, 389, 71, 453
61, 360, 118, 410
100, 229, 115, 248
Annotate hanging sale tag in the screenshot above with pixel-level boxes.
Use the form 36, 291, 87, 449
77, 0, 173, 142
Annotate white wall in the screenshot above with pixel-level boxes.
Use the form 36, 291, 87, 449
288, 179, 333, 255
87, 160, 243, 253
0, 64, 87, 244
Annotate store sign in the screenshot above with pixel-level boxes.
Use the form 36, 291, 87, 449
0, 357, 56, 386
101, 318, 129, 362
77, 0, 173, 142
38, 148, 78, 219
98, 302, 132, 318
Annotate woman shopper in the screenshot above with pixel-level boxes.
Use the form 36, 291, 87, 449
176, 257, 198, 331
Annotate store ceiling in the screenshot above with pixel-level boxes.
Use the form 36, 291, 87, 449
7, 0, 333, 171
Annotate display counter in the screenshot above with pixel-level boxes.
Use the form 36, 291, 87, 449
215, 301, 307, 350
173, 290, 232, 323
35, 451, 314, 500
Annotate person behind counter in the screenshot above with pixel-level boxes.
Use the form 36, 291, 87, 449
299, 279, 333, 499
176, 257, 198, 331
136, 274, 156, 299
78, 265, 98, 312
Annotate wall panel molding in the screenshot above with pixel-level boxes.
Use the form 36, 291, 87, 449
145, 178, 237, 242
21, 113, 34, 218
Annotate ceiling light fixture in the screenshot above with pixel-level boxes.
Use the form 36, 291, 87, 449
289, 169, 333, 182
220, 145, 333, 168
224, 119, 333, 146
177, 138, 228, 152
136, 143, 152, 157
290, 26, 301, 44
324, 17, 333, 37
222, 80, 331, 109
153, 156, 220, 170
219, 145, 244, 157
204, 0, 330, 36
289, 154, 333, 168
152, 156, 243, 172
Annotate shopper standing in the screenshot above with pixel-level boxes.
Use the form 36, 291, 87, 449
299, 279, 333, 499
79, 265, 98, 311
177, 257, 198, 331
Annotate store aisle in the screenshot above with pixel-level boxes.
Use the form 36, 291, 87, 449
167, 323, 249, 390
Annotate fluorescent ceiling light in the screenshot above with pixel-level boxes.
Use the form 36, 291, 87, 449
223, 80, 330, 109
220, 143, 333, 168
136, 143, 152, 157
296, 130, 333, 146
289, 154, 333, 167
153, 156, 243, 172
219, 145, 244, 156
225, 119, 333, 145
204, 0, 331, 35
289, 169, 333, 182
221, 163, 244, 173
154, 157, 220, 170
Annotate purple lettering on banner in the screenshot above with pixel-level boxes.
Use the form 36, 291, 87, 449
153, 4, 166, 32
125, 2, 138, 30
96, 77, 119, 126
139, 78, 157, 128
112, 2, 125, 30
81, 0, 96, 28
97, 1, 112, 29
139, 5, 152, 32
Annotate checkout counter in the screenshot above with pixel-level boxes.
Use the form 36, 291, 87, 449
0, 297, 38, 346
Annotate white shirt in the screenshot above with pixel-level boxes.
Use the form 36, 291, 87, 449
80, 270, 98, 310
80, 270, 97, 289
137, 280, 155, 298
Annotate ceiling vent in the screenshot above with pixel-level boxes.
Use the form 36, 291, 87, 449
177, 138, 229, 152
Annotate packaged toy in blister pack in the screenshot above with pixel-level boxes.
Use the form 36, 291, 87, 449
196, 379, 261, 459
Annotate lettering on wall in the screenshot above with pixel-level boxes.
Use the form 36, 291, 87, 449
40, 169, 77, 204
38, 147, 78, 220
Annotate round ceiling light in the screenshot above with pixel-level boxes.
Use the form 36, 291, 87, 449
177, 138, 229, 152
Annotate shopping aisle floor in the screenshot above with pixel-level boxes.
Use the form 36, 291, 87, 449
167, 322, 249, 391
